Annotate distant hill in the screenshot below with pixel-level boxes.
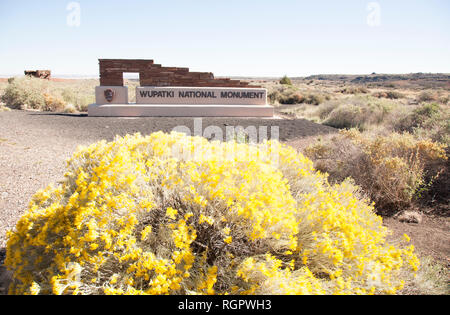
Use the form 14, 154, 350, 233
299, 73, 450, 89
303, 73, 449, 82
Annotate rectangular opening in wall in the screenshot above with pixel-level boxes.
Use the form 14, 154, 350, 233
123, 72, 140, 103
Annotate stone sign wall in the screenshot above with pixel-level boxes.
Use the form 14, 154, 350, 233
90, 58, 273, 117
99, 59, 261, 88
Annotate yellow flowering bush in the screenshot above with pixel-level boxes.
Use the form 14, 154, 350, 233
6, 132, 419, 295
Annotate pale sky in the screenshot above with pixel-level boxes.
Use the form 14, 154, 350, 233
0, 0, 449, 77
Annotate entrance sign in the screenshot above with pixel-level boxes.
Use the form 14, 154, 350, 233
136, 87, 267, 105
88, 59, 273, 117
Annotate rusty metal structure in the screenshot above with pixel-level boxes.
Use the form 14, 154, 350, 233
24, 70, 51, 79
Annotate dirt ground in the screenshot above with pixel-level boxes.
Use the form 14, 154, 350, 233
383, 216, 449, 266
0, 109, 448, 294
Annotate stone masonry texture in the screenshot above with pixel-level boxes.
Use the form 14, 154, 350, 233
99, 59, 261, 88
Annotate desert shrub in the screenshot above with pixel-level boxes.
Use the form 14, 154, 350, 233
268, 84, 327, 106
417, 91, 438, 103
268, 90, 282, 105
0, 76, 95, 112
56, 82, 96, 112
315, 101, 340, 120
411, 103, 450, 146
278, 92, 324, 105
62, 103, 78, 114
373, 91, 404, 99
280, 75, 292, 85
304, 130, 447, 213
268, 88, 301, 105
2, 83, 68, 112
339, 86, 369, 94
414, 102, 441, 119
42, 93, 67, 112
393, 103, 449, 145
414, 119, 450, 147
267, 86, 297, 105
6, 132, 419, 295
322, 105, 364, 129
323, 96, 396, 130
303, 93, 325, 105
281, 92, 305, 105
1, 77, 47, 109
438, 96, 449, 105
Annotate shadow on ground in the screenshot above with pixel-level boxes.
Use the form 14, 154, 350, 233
0, 248, 11, 295
29, 112, 88, 117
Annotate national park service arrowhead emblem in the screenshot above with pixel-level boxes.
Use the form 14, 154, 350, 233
104, 89, 115, 103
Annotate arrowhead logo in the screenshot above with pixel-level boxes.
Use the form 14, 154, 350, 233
104, 89, 115, 102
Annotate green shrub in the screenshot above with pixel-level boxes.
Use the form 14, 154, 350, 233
394, 103, 443, 133
415, 102, 441, 118
412, 104, 450, 146
279, 75, 292, 85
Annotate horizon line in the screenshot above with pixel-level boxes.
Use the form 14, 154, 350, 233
1, 72, 449, 80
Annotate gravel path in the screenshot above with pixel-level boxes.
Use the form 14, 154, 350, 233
0, 110, 336, 249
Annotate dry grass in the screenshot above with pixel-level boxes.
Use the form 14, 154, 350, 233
0, 76, 97, 112
303, 130, 447, 215
403, 256, 449, 295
